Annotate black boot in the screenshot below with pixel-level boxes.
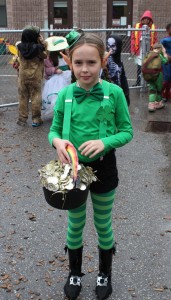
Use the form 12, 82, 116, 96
95, 244, 116, 300
64, 246, 84, 300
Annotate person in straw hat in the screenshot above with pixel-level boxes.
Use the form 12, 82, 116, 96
42, 36, 71, 117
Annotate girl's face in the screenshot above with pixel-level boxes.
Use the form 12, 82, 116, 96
71, 44, 102, 90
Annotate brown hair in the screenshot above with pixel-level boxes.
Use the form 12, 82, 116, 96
49, 51, 59, 67
69, 33, 105, 62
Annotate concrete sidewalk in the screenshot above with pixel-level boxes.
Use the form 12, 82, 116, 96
130, 88, 171, 130
0, 90, 171, 300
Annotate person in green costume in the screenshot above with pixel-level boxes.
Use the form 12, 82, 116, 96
144, 43, 168, 112
48, 30, 133, 300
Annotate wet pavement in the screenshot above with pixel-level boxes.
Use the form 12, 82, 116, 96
0, 89, 171, 300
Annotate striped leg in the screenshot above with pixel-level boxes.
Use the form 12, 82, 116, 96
64, 203, 87, 299
91, 190, 116, 300
67, 202, 87, 250
91, 190, 115, 250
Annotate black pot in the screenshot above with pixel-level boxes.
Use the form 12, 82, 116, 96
43, 186, 89, 210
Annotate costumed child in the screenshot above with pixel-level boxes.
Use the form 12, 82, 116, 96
42, 36, 71, 117
48, 30, 133, 300
131, 10, 157, 86
16, 25, 47, 127
160, 23, 171, 101
106, 35, 130, 106
142, 43, 168, 112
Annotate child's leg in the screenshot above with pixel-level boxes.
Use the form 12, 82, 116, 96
148, 82, 157, 112
162, 64, 171, 100
156, 73, 163, 101
162, 81, 171, 100
17, 80, 29, 123
64, 203, 86, 299
30, 82, 43, 124
155, 73, 165, 109
91, 190, 115, 249
91, 190, 116, 299
67, 202, 86, 249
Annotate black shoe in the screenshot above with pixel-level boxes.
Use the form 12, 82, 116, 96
95, 245, 116, 300
95, 272, 112, 300
64, 273, 82, 300
64, 246, 84, 300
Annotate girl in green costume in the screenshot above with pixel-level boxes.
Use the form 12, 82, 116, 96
48, 31, 133, 300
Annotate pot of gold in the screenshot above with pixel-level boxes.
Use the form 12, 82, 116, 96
39, 160, 97, 210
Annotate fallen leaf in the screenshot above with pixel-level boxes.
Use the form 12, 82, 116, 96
0, 274, 10, 281
27, 212, 36, 221
128, 288, 135, 291
57, 256, 66, 262
87, 268, 94, 273
154, 288, 164, 292
163, 216, 171, 220
36, 260, 45, 266
84, 254, 93, 260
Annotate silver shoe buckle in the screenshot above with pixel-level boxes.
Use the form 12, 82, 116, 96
96, 275, 108, 287
70, 276, 81, 286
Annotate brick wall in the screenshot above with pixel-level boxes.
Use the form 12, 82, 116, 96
6, 0, 48, 29
77, 0, 104, 29
5, 0, 171, 30
6, 0, 13, 28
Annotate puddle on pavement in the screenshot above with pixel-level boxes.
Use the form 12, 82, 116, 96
145, 121, 171, 133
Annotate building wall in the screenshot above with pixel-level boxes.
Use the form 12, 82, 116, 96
6, 0, 48, 29
75, 0, 105, 29
4, 0, 171, 30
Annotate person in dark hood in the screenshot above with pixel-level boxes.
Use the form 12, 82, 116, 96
131, 10, 157, 86
105, 35, 130, 106
18, 26, 45, 60
16, 25, 47, 127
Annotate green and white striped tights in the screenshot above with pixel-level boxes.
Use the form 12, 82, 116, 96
67, 190, 115, 250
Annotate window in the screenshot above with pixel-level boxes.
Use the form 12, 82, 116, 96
112, 1, 128, 26
48, 0, 72, 28
0, 0, 7, 27
54, 0, 68, 25
107, 0, 133, 28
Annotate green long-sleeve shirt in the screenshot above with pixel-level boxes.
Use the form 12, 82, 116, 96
48, 80, 133, 163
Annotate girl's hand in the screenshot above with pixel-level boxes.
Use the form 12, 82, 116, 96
79, 140, 104, 158
52, 138, 73, 164
56, 68, 63, 74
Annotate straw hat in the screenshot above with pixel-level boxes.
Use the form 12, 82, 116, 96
45, 36, 68, 51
